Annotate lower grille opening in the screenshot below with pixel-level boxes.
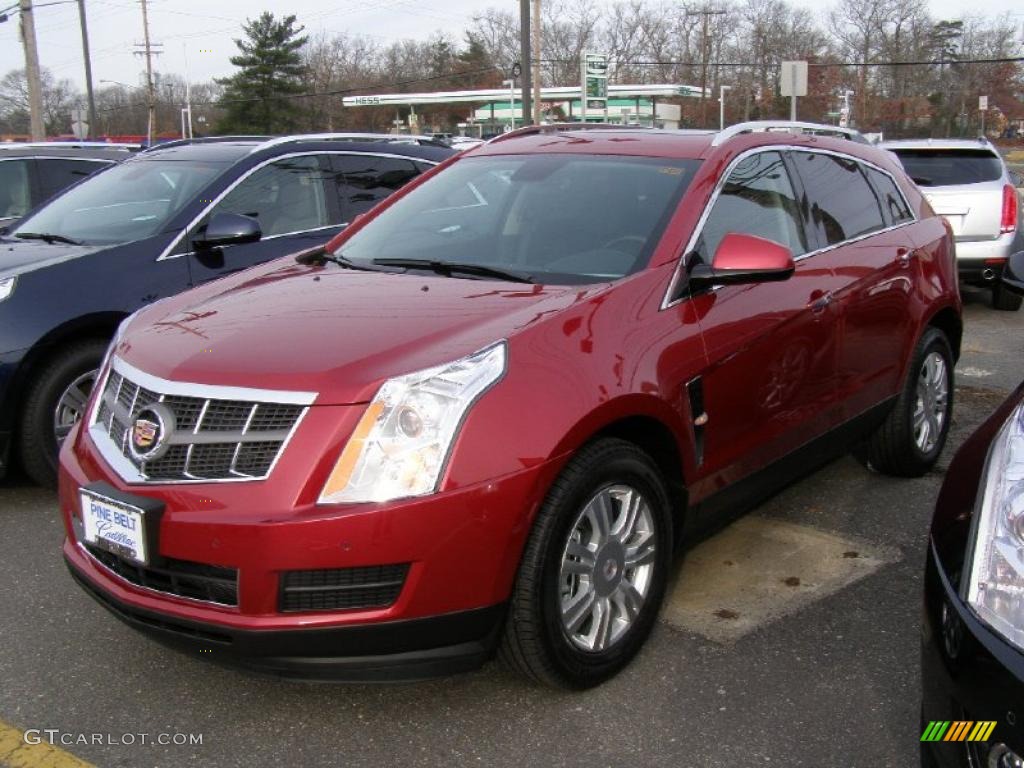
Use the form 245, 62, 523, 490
84, 543, 239, 607
280, 564, 409, 612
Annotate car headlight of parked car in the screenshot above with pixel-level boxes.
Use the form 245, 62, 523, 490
318, 341, 507, 504
0, 276, 15, 303
966, 401, 1024, 650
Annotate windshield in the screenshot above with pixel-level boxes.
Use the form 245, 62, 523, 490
11, 158, 228, 245
336, 154, 699, 285
890, 148, 1003, 186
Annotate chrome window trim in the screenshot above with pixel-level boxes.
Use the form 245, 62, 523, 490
660, 144, 917, 310
155, 150, 439, 262
87, 356, 317, 485
28, 156, 116, 165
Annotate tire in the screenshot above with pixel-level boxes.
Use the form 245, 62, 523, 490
499, 438, 673, 689
861, 328, 954, 478
992, 282, 1023, 311
19, 340, 107, 488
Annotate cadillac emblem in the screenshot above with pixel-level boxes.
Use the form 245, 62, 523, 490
128, 403, 174, 462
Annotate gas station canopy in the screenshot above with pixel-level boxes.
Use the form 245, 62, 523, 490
341, 84, 705, 108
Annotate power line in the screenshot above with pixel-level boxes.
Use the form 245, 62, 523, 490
539, 55, 1024, 68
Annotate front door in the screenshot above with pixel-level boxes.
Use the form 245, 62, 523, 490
184, 154, 341, 285
680, 150, 843, 503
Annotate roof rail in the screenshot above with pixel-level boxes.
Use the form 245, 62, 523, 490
252, 132, 448, 152
712, 121, 868, 147
142, 135, 272, 152
488, 122, 642, 144
0, 141, 142, 150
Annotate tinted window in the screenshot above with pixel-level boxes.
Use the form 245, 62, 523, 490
794, 152, 885, 245
889, 148, 1002, 186
340, 154, 698, 285
37, 158, 111, 199
0, 159, 31, 219
865, 167, 913, 225
332, 155, 421, 219
211, 155, 329, 237
696, 151, 806, 262
12, 158, 226, 245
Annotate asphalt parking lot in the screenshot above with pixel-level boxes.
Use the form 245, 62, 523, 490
0, 287, 1020, 768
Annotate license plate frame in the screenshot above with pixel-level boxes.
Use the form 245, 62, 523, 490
80, 484, 162, 566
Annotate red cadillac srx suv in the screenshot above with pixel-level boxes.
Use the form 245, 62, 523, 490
59, 122, 962, 688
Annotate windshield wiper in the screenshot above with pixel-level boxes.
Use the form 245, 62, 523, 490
294, 246, 386, 272
15, 232, 82, 245
372, 258, 535, 284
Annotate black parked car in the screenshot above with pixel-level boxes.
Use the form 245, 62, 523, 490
0, 134, 453, 485
0, 142, 140, 228
922, 253, 1024, 768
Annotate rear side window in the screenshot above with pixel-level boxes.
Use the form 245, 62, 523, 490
695, 151, 807, 262
864, 167, 913, 225
36, 158, 111, 199
889, 148, 1002, 186
0, 159, 31, 219
331, 155, 422, 220
793, 152, 885, 246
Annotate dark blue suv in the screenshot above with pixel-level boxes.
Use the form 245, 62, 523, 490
0, 134, 453, 485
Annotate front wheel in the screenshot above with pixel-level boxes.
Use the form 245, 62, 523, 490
499, 438, 673, 688
19, 340, 107, 487
860, 328, 954, 478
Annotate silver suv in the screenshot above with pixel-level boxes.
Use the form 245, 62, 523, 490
882, 138, 1022, 311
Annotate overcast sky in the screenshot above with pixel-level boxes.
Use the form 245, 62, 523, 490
1, 0, 1021, 93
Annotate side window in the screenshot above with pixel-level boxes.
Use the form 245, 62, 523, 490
331, 155, 422, 220
696, 151, 807, 262
0, 159, 31, 219
793, 152, 886, 245
864, 166, 913, 225
209, 155, 329, 238
36, 159, 111, 199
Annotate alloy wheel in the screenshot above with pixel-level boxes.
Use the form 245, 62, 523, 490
53, 369, 97, 446
913, 351, 949, 454
559, 484, 657, 653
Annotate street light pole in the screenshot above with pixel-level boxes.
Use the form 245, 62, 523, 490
719, 84, 731, 130
503, 78, 515, 131
686, 6, 726, 128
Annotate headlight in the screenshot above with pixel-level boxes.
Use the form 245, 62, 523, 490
0, 276, 15, 303
318, 341, 507, 504
966, 401, 1024, 650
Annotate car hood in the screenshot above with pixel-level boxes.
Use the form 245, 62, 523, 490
0, 236, 107, 277
117, 260, 591, 404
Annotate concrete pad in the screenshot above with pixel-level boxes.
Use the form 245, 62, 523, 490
661, 515, 900, 643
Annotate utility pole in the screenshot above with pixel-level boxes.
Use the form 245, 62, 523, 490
686, 6, 725, 128
76, 0, 96, 139
18, 0, 45, 140
531, 0, 541, 125
519, 0, 532, 127
134, 0, 160, 145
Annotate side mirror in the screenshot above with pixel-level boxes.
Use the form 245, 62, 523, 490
1003, 251, 1024, 296
193, 212, 261, 250
688, 233, 796, 291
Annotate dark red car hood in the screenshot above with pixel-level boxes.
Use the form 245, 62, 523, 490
116, 260, 588, 404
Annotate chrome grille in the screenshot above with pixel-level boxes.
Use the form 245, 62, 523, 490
89, 358, 315, 483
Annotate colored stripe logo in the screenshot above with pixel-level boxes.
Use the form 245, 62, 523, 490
921, 721, 997, 742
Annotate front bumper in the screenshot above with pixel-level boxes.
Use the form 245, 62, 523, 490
60, 419, 563, 680
921, 541, 1024, 767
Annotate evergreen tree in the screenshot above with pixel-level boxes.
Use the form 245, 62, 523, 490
216, 12, 308, 134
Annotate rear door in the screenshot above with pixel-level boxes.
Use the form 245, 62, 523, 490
683, 149, 843, 500
183, 153, 338, 285
888, 147, 1004, 241
789, 150, 915, 418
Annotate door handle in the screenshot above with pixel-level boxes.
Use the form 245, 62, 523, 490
896, 247, 912, 268
808, 290, 833, 313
